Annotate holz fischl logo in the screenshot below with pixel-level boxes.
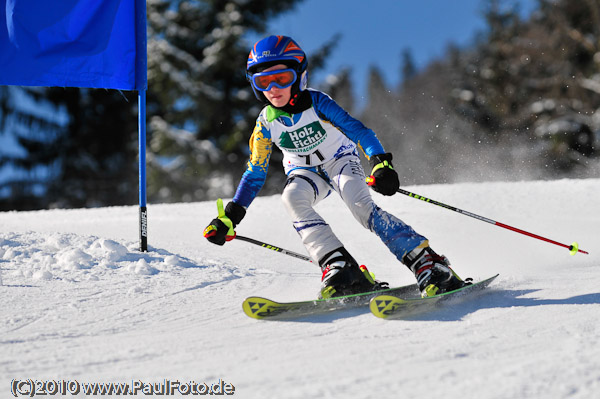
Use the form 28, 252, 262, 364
278, 121, 326, 153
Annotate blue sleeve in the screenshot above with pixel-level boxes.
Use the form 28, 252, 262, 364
310, 90, 385, 158
233, 169, 267, 208
232, 118, 273, 208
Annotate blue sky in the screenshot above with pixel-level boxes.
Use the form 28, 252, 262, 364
261, 0, 537, 106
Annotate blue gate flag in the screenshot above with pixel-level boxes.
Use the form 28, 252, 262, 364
0, 0, 146, 90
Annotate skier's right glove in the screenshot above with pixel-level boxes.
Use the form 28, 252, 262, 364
203, 199, 246, 246
366, 153, 399, 196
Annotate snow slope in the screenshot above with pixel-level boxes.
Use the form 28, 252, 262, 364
1, 179, 599, 399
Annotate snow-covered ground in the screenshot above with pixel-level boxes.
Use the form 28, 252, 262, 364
1, 179, 599, 399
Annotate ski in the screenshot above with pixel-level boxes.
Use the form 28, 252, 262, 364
369, 274, 499, 319
243, 283, 419, 320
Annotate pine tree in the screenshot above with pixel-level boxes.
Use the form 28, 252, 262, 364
146, 0, 309, 203
400, 48, 417, 87
451, 0, 599, 176
360, 66, 396, 142
45, 88, 139, 208
0, 86, 67, 210
319, 67, 355, 115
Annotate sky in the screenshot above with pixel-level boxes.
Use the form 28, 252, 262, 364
259, 0, 538, 106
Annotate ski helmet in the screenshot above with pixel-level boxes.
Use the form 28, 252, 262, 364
246, 35, 308, 103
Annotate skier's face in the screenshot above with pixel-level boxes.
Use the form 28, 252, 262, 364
262, 64, 292, 108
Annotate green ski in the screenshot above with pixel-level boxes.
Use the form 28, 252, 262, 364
369, 274, 499, 319
243, 283, 419, 320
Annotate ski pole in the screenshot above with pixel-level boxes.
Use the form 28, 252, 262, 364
366, 176, 588, 255
400, 187, 587, 255
235, 234, 314, 263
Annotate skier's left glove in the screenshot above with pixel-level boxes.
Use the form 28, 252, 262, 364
366, 153, 399, 196
203, 199, 246, 246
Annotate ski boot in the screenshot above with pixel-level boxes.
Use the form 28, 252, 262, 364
318, 247, 388, 299
403, 245, 471, 297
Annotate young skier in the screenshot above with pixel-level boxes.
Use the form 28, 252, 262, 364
204, 35, 470, 298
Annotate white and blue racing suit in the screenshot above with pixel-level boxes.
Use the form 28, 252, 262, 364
233, 89, 427, 263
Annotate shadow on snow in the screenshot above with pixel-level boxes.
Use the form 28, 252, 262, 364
269, 288, 600, 323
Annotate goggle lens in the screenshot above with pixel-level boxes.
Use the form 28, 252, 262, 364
251, 69, 297, 91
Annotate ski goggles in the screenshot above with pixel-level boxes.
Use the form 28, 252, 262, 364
250, 68, 297, 91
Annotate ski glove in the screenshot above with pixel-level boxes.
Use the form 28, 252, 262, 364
203, 199, 246, 246
366, 153, 399, 196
